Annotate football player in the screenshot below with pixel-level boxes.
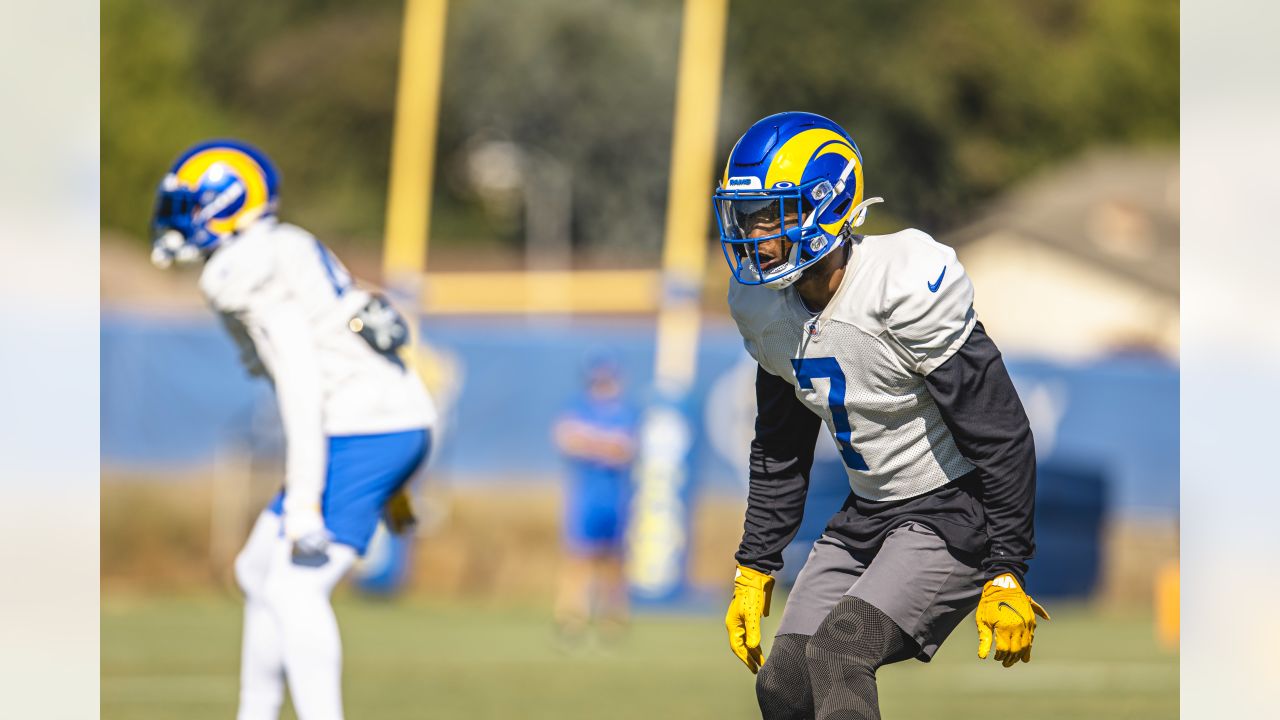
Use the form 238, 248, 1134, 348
715, 113, 1047, 720
150, 140, 437, 720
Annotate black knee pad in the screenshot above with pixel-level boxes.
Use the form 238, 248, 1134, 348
803, 598, 917, 720
756, 634, 814, 720
806, 596, 916, 668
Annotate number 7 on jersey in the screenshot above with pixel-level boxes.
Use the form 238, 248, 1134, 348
790, 357, 870, 471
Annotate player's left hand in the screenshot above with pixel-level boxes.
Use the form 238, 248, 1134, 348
284, 506, 332, 558
976, 573, 1050, 667
383, 489, 418, 535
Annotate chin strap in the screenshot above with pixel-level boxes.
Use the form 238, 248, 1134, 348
850, 196, 884, 228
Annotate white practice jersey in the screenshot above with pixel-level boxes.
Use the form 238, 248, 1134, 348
200, 219, 437, 503
729, 229, 977, 502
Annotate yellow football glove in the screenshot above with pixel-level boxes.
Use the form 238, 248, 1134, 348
976, 573, 1050, 667
382, 489, 418, 535
725, 565, 774, 674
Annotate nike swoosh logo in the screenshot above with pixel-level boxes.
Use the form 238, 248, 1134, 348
997, 601, 1027, 623
928, 266, 946, 293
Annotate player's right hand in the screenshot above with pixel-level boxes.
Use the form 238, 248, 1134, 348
284, 505, 331, 558
383, 489, 418, 535
725, 565, 774, 674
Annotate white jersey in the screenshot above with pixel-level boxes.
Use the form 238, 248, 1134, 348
199, 219, 436, 507
729, 229, 977, 502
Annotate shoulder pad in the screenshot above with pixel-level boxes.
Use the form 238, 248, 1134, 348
879, 230, 976, 375
727, 276, 791, 365
727, 276, 788, 332
198, 226, 278, 313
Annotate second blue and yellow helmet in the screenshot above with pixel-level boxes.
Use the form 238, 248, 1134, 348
713, 112, 881, 288
150, 139, 280, 267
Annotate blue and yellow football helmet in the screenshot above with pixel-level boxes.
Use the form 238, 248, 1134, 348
150, 139, 280, 267
713, 112, 881, 288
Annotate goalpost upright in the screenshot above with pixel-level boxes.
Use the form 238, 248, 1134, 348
627, 0, 729, 602
383, 0, 450, 288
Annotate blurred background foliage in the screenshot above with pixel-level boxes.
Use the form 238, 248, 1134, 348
103, 0, 1177, 265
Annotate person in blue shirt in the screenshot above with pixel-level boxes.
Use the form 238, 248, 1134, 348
552, 357, 638, 643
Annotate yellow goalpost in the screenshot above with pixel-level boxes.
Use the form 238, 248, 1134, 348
381, 0, 730, 602
380, 0, 727, 323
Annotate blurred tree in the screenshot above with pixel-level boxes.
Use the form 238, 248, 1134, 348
103, 0, 403, 249
437, 0, 681, 265
720, 0, 1179, 232
102, 0, 1177, 262
102, 0, 232, 240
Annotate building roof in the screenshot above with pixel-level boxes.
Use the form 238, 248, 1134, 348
948, 149, 1179, 297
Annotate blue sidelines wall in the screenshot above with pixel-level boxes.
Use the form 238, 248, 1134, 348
101, 311, 1178, 518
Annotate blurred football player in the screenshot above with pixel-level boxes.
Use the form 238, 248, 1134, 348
150, 139, 437, 720
552, 356, 638, 644
715, 113, 1047, 719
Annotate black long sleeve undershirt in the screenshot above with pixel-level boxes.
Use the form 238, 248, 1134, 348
733, 322, 1037, 583
734, 365, 822, 573
924, 321, 1037, 582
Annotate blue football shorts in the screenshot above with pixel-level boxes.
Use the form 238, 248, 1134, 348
269, 428, 430, 555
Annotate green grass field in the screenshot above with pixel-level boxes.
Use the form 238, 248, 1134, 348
102, 594, 1177, 719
